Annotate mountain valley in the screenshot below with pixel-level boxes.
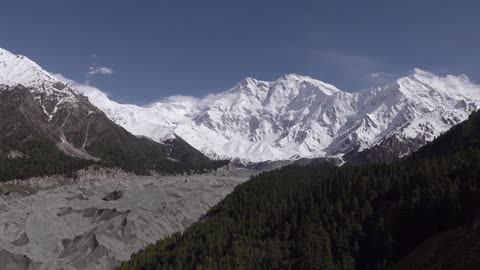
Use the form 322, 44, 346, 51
0, 47, 479, 270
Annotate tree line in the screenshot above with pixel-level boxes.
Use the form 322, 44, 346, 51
117, 111, 480, 270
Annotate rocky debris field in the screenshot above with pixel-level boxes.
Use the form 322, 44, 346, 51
0, 174, 248, 270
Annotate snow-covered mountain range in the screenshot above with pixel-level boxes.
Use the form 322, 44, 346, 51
0, 48, 221, 177
82, 69, 480, 163
2, 47, 479, 163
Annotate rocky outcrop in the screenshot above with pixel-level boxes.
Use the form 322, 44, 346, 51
0, 249, 40, 270
11, 232, 29, 246
102, 191, 124, 201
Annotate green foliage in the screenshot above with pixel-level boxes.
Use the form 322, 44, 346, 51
86, 135, 227, 176
0, 133, 227, 182
0, 136, 96, 181
117, 111, 480, 270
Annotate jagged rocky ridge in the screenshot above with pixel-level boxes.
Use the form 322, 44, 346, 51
82, 69, 480, 163
0, 48, 225, 181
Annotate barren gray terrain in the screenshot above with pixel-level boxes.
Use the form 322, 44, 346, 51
0, 173, 248, 270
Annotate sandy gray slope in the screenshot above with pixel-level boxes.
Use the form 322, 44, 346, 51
0, 174, 247, 270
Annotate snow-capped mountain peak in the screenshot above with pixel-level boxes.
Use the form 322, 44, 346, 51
0, 48, 88, 125
0, 48, 57, 87
79, 69, 479, 163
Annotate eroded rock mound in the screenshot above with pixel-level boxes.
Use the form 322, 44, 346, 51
0, 249, 40, 270
10, 232, 29, 246
102, 191, 124, 201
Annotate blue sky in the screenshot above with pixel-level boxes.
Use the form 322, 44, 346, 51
1, 0, 479, 104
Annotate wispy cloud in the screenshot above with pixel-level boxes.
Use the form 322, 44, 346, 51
161, 95, 199, 104
54, 73, 202, 107
86, 65, 114, 77
367, 71, 397, 85
301, 47, 399, 89
306, 48, 376, 68
83, 53, 114, 84
53, 73, 110, 98
369, 72, 382, 79
84, 65, 114, 84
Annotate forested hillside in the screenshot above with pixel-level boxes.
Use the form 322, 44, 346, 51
118, 111, 480, 270
0, 84, 227, 182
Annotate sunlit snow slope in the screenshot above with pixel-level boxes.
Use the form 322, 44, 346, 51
77, 70, 480, 163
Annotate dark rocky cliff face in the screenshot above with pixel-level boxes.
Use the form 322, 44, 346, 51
0, 86, 58, 158
344, 135, 425, 164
